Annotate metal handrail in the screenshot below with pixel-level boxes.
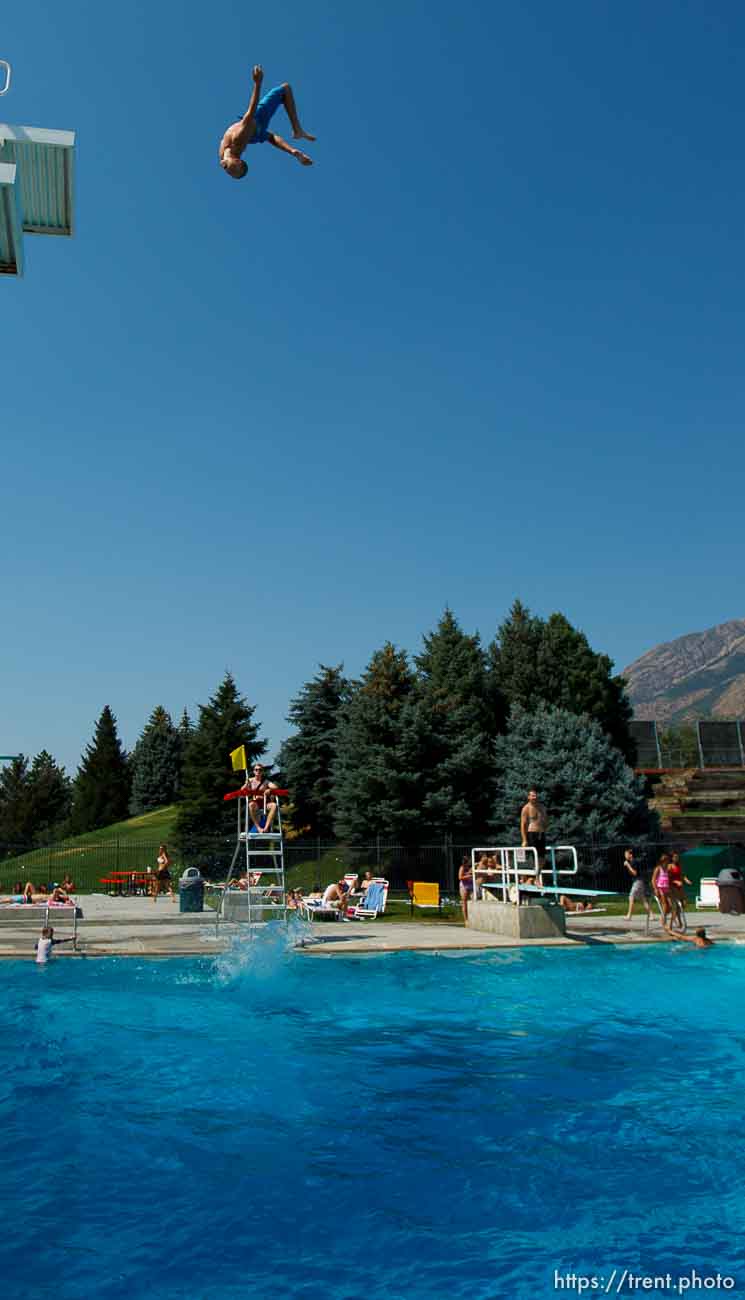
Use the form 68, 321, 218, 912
471, 845, 579, 902
0, 62, 11, 96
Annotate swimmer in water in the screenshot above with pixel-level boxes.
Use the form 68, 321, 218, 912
663, 923, 714, 949
35, 926, 73, 964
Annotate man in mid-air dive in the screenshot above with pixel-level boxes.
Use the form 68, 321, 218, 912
219, 65, 315, 179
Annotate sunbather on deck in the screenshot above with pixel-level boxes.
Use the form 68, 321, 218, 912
560, 895, 590, 913
321, 881, 347, 913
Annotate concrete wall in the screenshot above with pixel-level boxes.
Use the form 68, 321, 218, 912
467, 898, 566, 938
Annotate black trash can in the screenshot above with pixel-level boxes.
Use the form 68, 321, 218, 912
717, 867, 745, 915
179, 867, 204, 913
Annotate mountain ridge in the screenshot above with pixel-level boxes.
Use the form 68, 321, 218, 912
622, 619, 745, 725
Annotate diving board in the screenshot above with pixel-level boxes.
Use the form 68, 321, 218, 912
482, 882, 615, 899
0, 123, 75, 275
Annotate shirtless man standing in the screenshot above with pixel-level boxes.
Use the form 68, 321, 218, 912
520, 788, 548, 886
219, 66, 315, 179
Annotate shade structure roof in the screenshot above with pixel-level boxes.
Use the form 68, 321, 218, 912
0, 123, 75, 275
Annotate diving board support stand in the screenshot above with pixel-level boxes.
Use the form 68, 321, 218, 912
467, 844, 615, 938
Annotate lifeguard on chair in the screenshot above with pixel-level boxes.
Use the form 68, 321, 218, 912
244, 762, 280, 834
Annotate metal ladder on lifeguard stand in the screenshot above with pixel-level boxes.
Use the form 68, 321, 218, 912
217, 774, 289, 932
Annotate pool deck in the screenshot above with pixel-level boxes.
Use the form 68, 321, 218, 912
0, 895, 742, 958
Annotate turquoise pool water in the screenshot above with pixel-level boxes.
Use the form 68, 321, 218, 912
1, 937, 744, 1299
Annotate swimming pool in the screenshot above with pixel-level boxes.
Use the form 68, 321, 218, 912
2, 938, 744, 1299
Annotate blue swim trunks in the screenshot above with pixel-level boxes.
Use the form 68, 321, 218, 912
248, 85, 286, 145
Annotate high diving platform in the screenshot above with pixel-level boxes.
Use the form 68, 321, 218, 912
0, 63, 75, 275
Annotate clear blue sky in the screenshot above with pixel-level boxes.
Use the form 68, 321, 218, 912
3, 0, 744, 774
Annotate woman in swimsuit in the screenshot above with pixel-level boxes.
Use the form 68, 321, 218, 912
458, 856, 473, 923
153, 844, 175, 902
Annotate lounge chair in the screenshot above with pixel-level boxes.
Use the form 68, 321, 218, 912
352, 879, 389, 919
696, 878, 719, 909
409, 881, 440, 911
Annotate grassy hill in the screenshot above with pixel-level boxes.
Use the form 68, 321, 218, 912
0, 806, 179, 891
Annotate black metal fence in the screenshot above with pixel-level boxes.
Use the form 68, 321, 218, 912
1, 832, 743, 896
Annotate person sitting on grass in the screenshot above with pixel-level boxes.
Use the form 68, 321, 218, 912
61, 873, 75, 893
663, 922, 714, 949
35, 926, 73, 964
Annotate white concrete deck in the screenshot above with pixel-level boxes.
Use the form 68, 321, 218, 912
0, 895, 740, 958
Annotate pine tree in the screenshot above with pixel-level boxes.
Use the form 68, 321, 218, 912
69, 707, 131, 833
0, 755, 33, 847
490, 705, 657, 845
278, 665, 349, 837
488, 600, 543, 711
176, 673, 267, 840
396, 609, 497, 836
129, 707, 182, 815
489, 602, 635, 761
27, 751, 72, 844
332, 643, 415, 842
534, 613, 635, 762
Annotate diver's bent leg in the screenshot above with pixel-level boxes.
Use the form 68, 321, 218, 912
281, 83, 315, 141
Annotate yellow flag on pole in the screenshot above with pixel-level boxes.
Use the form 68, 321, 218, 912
230, 745, 248, 772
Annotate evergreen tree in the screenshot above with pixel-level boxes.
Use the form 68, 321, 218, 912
27, 751, 72, 844
396, 610, 497, 836
488, 600, 543, 710
69, 707, 131, 833
332, 643, 415, 841
129, 707, 182, 815
278, 665, 349, 837
0, 755, 33, 847
176, 673, 267, 840
490, 705, 658, 844
534, 613, 635, 762
489, 602, 635, 761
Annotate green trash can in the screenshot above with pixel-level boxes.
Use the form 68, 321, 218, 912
179, 867, 204, 913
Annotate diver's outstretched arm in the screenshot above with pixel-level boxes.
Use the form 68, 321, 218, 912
267, 132, 313, 165
233, 66, 264, 152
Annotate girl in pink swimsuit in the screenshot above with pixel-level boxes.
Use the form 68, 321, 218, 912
652, 855, 673, 919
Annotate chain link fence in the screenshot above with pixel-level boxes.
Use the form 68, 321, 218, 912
1, 830, 742, 896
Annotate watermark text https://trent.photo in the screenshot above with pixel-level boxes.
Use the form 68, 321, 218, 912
553, 1269, 736, 1293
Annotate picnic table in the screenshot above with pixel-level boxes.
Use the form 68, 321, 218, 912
99, 871, 152, 897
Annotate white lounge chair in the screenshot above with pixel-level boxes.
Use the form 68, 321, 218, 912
352, 879, 389, 919
696, 878, 719, 909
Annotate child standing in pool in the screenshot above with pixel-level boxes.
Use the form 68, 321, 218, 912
35, 926, 72, 964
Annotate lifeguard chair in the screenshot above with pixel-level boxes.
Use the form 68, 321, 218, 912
209, 747, 290, 933
0, 60, 75, 276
